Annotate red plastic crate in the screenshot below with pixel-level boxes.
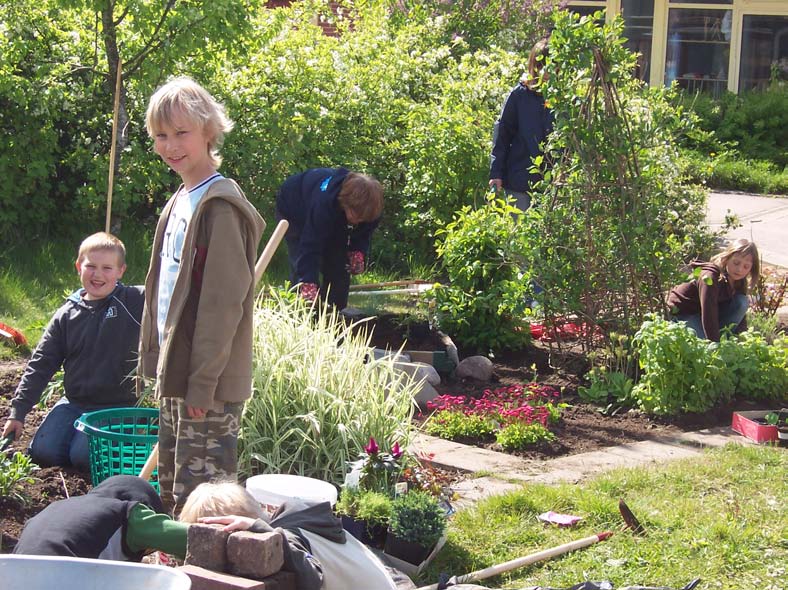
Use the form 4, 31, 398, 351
731, 411, 779, 444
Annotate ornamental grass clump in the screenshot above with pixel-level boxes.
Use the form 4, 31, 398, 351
240, 290, 420, 485
424, 383, 562, 449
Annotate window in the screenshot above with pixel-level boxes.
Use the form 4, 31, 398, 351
622, 0, 655, 82
665, 8, 732, 96
739, 15, 788, 91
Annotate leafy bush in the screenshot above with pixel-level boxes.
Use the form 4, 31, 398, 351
496, 422, 556, 450
356, 490, 394, 527
629, 314, 788, 415
523, 11, 716, 352
240, 290, 420, 485
425, 411, 497, 440
389, 490, 447, 547
432, 196, 533, 353
677, 85, 788, 168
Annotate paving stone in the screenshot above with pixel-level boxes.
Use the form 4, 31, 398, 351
185, 523, 230, 571
226, 531, 285, 580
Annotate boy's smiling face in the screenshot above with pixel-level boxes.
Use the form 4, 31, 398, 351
152, 107, 215, 189
76, 249, 126, 301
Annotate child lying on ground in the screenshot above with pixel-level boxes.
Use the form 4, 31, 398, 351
13, 476, 398, 590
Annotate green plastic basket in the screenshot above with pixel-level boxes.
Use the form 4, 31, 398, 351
74, 407, 159, 490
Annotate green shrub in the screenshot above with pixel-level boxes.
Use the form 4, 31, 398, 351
356, 490, 394, 527
496, 422, 556, 450
630, 315, 788, 415
425, 411, 496, 440
389, 490, 447, 547
240, 290, 420, 485
432, 196, 533, 353
523, 11, 716, 351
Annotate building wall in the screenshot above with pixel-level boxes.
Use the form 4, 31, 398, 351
567, 0, 788, 93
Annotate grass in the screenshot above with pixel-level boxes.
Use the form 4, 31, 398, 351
421, 444, 787, 589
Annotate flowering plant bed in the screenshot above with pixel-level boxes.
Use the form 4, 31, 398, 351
423, 383, 564, 451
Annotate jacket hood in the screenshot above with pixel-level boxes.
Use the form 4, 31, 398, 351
89, 475, 165, 514
269, 500, 346, 543
203, 178, 266, 239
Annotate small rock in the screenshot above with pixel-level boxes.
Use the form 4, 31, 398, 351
454, 356, 494, 381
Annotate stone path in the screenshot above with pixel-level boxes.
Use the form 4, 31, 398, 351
412, 427, 752, 510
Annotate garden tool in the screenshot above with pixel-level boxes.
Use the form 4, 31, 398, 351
420, 531, 613, 590
138, 218, 290, 482
619, 499, 645, 535
514, 581, 700, 590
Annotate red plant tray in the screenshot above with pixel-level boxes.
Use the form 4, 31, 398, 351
731, 411, 779, 444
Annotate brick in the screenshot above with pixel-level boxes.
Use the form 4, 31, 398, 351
185, 523, 230, 571
226, 531, 284, 580
179, 565, 265, 590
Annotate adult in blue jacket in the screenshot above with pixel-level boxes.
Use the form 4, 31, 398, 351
489, 38, 554, 212
276, 168, 383, 310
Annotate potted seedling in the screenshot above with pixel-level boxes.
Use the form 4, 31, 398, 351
355, 490, 393, 549
384, 490, 447, 566
764, 411, 788, 441
336, 487, 392, 549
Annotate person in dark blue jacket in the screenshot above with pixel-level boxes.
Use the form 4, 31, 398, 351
276, 168, 383, 310
489, 38, 554, 212
2, 232, 143, 472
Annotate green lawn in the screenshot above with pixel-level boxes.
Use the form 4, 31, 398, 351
422, 444, 787, 589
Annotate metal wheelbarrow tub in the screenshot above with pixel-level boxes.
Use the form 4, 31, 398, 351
0, 555, 191, 590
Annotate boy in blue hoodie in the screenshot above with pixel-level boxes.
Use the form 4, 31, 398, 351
2, 232, 143, 472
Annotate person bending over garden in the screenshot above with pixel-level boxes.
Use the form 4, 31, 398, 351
667, 238, 760, 342
275, 167, 383, 310
2, 232, 142, 473
489, 37, 554, 213
139, 76, 265, 515
14, 477, 398, 590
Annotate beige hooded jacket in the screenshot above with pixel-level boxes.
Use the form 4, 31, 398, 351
140, 178, 265, 409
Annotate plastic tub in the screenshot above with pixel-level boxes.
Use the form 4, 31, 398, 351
74, 407, 159, 489
245, 474, 338, 509
0, 555, 191, 590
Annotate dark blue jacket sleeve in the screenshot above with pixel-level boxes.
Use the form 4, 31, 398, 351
9, 313, 66, 422
490, 87, 519, 180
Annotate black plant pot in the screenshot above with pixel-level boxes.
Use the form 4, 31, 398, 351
341, 515, 366, 542
341, 516, 388, 549
384, 533, 432, 565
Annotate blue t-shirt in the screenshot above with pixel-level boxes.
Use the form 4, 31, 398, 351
157, 173, 222, 344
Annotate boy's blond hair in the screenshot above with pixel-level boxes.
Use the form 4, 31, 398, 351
77, 232, 126, 266
337, 172, 384, 223
145, 76, 233, 168
178, 481, 265, 523
711, 238, 760, 293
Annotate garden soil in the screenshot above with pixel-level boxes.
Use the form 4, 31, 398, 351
0, 311, 783, 553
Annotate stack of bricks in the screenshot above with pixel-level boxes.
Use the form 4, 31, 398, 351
179, 524, 297, 590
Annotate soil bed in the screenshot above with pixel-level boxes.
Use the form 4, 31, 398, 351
1, 307, 783, 551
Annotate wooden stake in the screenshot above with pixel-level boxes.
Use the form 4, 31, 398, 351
138, 220, 290, 483
105, 64, 122, 233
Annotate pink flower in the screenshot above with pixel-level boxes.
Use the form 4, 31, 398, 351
365, 437, 379, 455
391, 441, 402, 459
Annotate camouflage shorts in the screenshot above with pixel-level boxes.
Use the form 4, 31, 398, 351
157, 397, 244, 516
